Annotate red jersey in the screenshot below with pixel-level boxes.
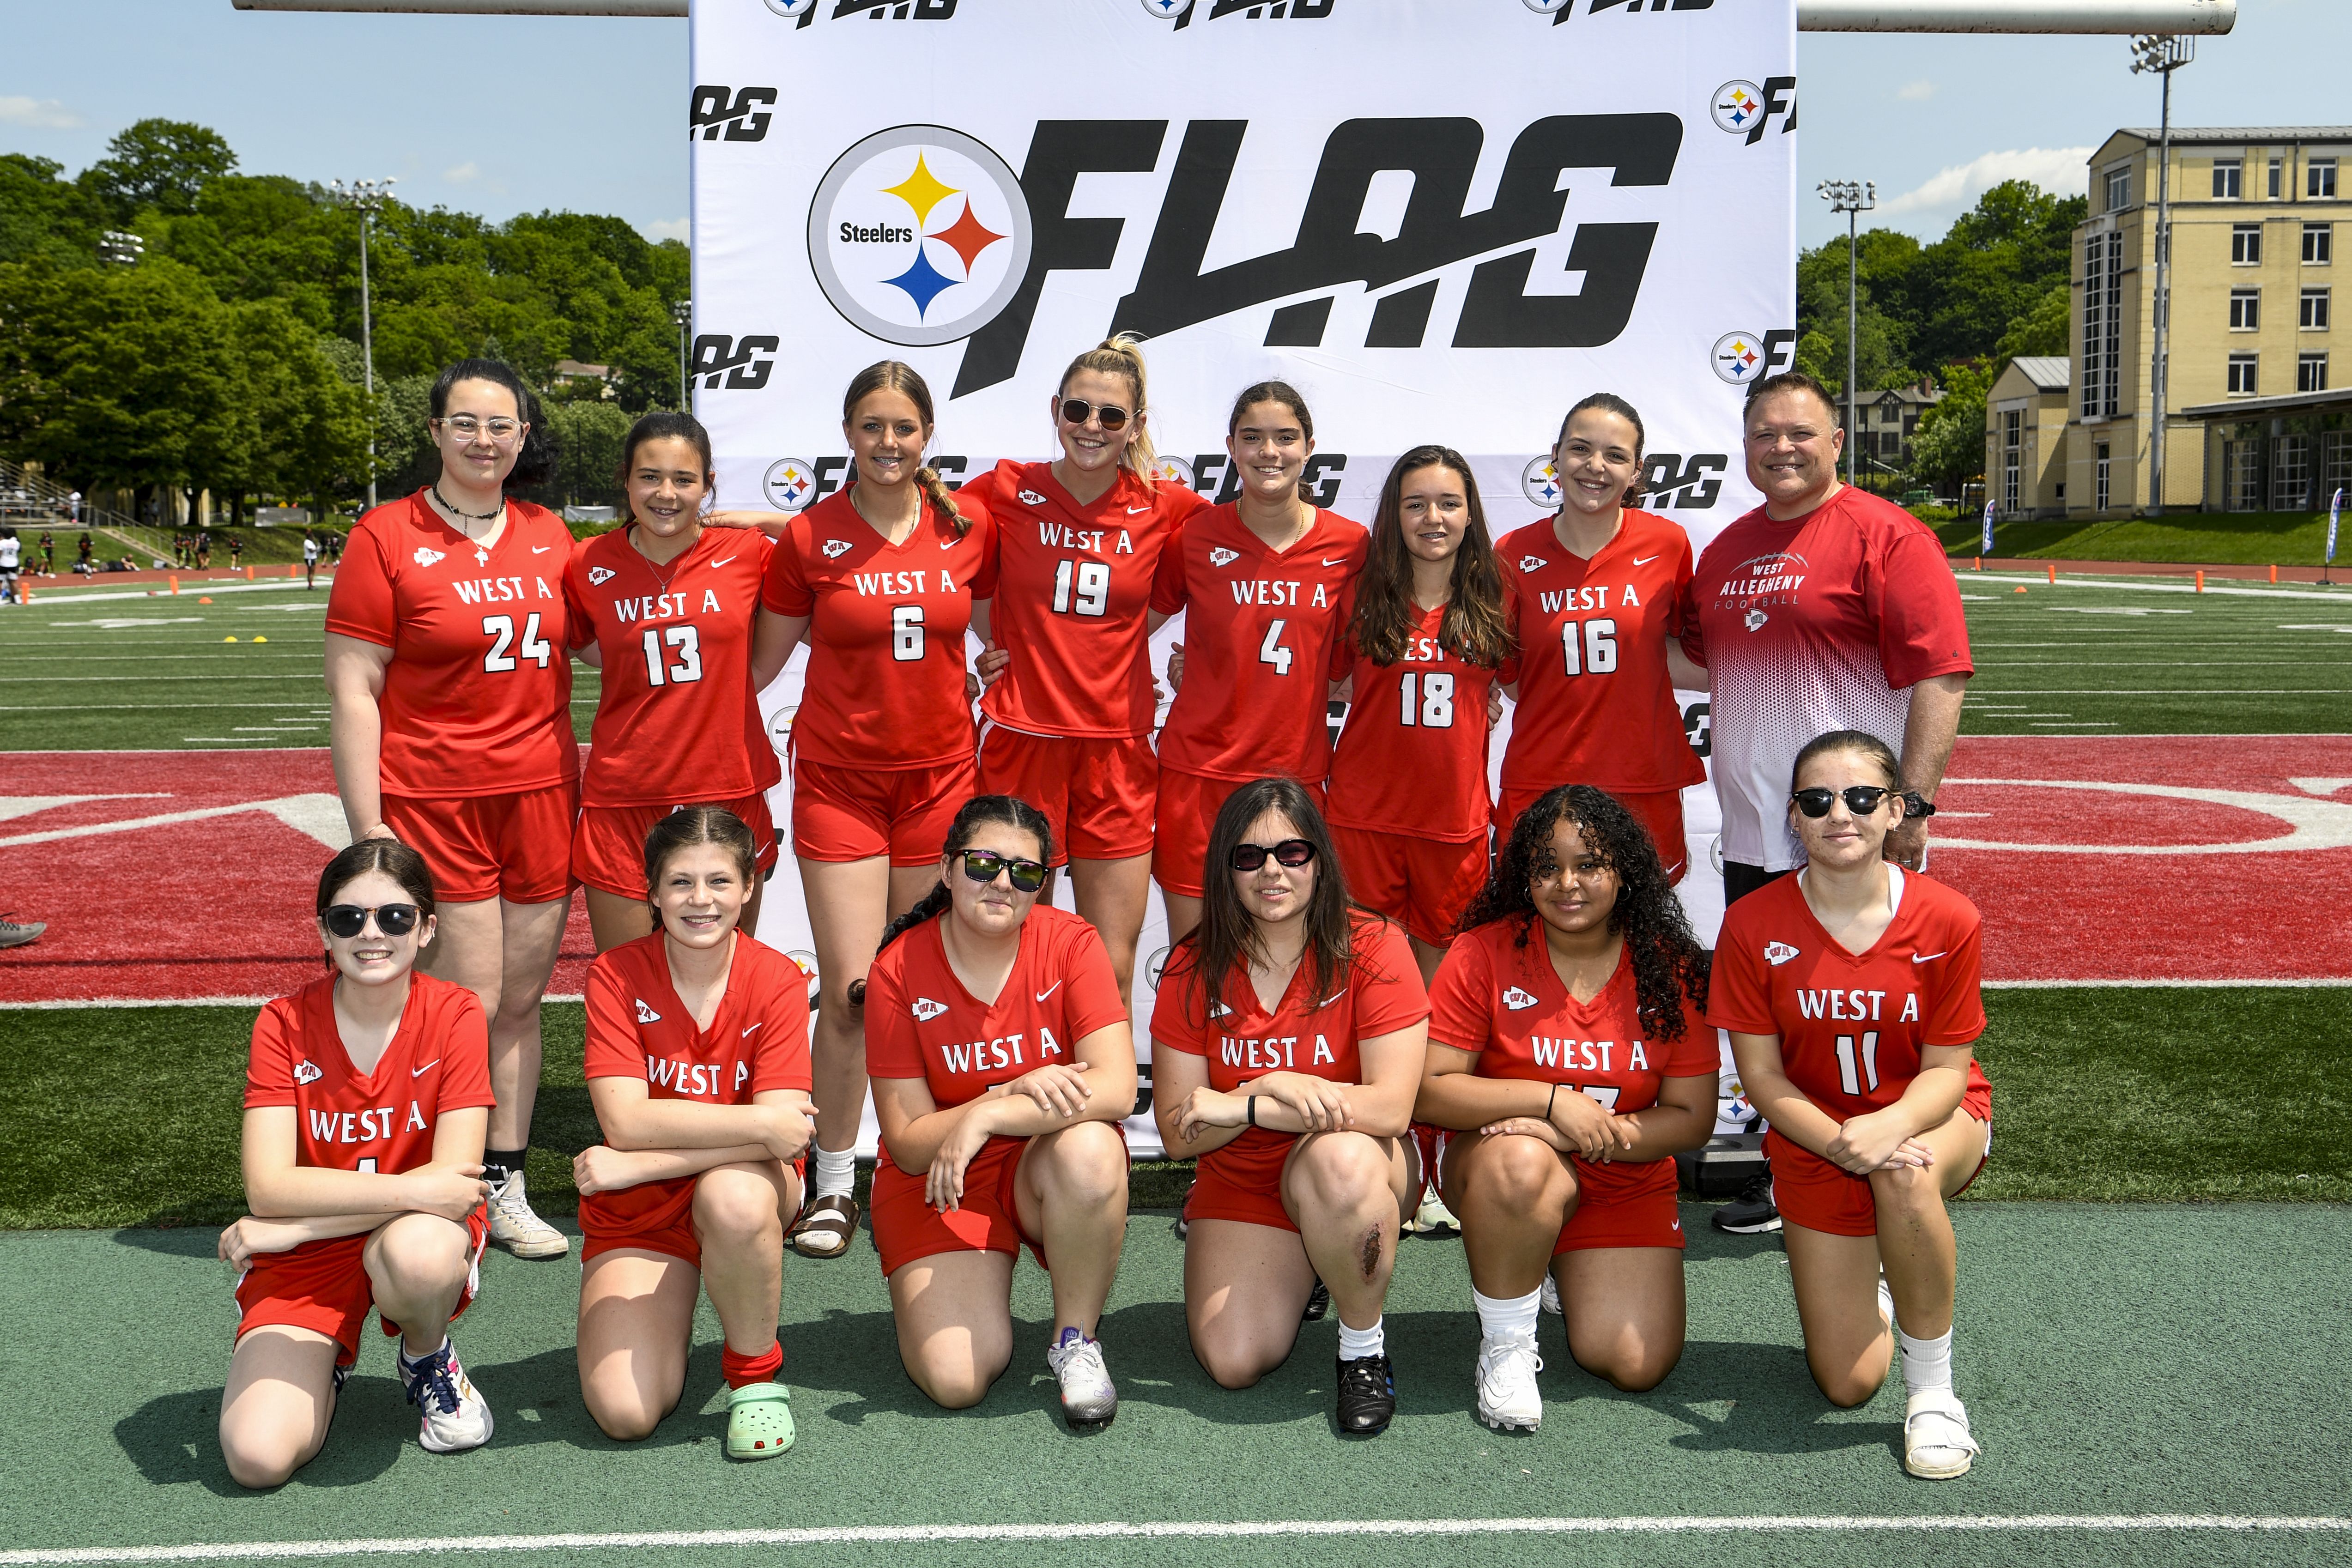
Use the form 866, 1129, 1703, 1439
963, 460, 1205, 739
564, 526, 781, 808
1707, 868, 1991, 1123
1496, 510, 1704, 796
1324, 604, 1499, 842
1150, 504, 1366, 782
1683, 486, 1974, 872
582, 932, 814, 1102
325, 491, 577, 798
864, 905, 1128, 1113
1428, 919, 1714, 1108
243, 971, 496, 1174
759, 488, 997, 769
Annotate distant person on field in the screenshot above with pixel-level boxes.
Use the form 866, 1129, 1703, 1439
0, 527, 20, 605
327, 528, 344, 564
68, 490, 81, 525
303, 530, 321, 590
228, 534, 244, 570
1682, 370, 1973, 1237
76, 532, 92, 571
196, 530, 212, 570
217, 839, 497, 1487
37, 530, 53, 575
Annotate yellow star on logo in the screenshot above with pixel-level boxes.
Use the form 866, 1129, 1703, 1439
880, 153, 958, 227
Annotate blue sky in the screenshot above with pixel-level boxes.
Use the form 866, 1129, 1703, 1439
4, 0, 2346, 251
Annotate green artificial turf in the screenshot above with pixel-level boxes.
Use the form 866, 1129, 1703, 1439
1936, 509, 2342, 566
6, 989, 2347, 1233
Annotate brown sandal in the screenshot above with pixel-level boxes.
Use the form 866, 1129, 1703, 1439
790, 1193, 860, 1259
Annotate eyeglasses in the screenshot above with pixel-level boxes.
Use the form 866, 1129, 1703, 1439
437, 415, 523, 442
958, 849, 1049, 894
1058, 398, 1132, 432
324, 903, 421, 938
1791, 786, 1897, 819
1229, 839, 1317, 872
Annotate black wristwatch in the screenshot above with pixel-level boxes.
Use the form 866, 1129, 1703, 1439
1899, 790, 1937, 819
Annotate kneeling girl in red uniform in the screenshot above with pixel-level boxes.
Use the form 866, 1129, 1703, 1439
859, 795, 1137, 1428
574, 808, 816, 1459
218, 839, 497, 1488
1417, 787, 1717, 1433
1710, 729, 1992, 1479
1151, 778, 1430, 1437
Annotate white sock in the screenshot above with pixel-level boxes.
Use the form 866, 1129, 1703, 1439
1877, 1276, 1896, 1331
1473, 1287, 1541, 1344
1336, 1315, 1386, 1361
812, 1145, 855, 1199
1897, 1325, 1954, 1395
398, 1337, 449, 1371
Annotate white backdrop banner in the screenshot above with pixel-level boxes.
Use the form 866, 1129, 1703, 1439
691, 0, 1798, 1158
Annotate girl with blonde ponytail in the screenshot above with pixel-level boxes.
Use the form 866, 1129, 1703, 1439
748, 360, 1001, 1262
962, 334, 1208, 1011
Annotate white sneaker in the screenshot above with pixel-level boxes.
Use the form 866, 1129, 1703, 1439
1045, 1327, 1117, 1430
486, 1170, 568, 1259
1474, 1332, 1544, 1432
1540, 1274, 1561, 1316
1410, 1186, 1461, 1237
1903, 1387, 1981, 1478
401, 1340, 494, 1454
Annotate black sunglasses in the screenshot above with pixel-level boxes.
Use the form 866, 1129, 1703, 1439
324, 903, 421, 938
1229, 839, 1317, 872
1058, 398, 1132, 432
958, 848, 1049, 894
1793, 786, 1907, 819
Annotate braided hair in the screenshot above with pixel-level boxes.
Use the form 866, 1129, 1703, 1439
1455, 785, 1708, 1041
844, 794, 1055, 1010
843, 360, 970, 535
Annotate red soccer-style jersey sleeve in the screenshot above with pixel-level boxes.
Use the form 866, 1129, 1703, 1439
1151, 914, 1426, 1089
324, 492, 577, 798
759, 490, 993, 769
246, 973, 492, 1174
1425, 924, 1498, 1053
971, 461, 1201, 738
1323, 608, 1498, 842
583, 935, 812, 1102
1152, 505, 1366, 782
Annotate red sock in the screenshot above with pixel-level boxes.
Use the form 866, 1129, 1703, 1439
721, 1341, 783, 1389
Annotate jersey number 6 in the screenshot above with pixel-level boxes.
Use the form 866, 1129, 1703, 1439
892, 605, 925, 661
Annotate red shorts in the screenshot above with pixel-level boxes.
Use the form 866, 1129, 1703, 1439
577, 1159, 806, 1270
382, 781, 577, 904
791, 754, 976, 867
1765, 1084, 1994, 1238
1185, 1127, 1422, 1236
1496, 786, 1686, 885
976, 723, 1156, 865
571, 793, 779, 900
233, 1209, 488, 1369
1433, 1131, 1684, 1253
1154, 771, 1324, 899
1328, 823, 1488, 947
871, 1133, 1046, 1278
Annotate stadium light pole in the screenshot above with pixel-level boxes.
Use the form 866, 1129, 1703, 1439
98, 230, 145, 266
673, 298, 692, 416
330, 177, 397, 511
1819, 180, 1877, 489
2132, 32, 2193, 519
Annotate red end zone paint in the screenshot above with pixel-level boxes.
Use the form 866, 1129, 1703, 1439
0, 751, 597, 1005
1931, 736, 2352, 982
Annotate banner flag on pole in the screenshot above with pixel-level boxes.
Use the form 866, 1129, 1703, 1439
2330, 488, 2342, 566
1982, 498, 1996, 556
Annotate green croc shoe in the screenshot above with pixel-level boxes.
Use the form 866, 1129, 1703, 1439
726, 1382, 795, 1459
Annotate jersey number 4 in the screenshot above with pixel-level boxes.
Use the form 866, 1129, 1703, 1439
1397, 671, 1455, 728
1559, 618, 1619, 677
639, 625, 703, 686
482, 613, 552, 672
1051, 559, 1110, 618
1834, 1031, 1882, 1096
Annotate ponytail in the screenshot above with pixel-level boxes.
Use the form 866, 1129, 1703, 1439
843, 359, 969, 535
915, 464, 970, 536
1059, 333, 1160, 490
842, 793, 1055, 1012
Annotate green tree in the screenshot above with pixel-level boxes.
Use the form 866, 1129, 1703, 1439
1994, 282, 2070, 369
0, 155, 104, 268
1908, 359, 1994, 490
81, 119, 238, 221
540, 399, 633, 510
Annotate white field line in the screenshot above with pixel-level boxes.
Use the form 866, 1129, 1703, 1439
18, 582, 321, 605
2, 1515, 2348, 1564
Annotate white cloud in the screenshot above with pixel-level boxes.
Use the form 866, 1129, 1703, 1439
0, 96, 82, 129
640, 217, 691, 243
1880, 146, 2093, 217
1897, 80, 1935, 102
443, 161, 483, 184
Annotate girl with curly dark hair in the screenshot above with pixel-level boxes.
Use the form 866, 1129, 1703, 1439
1416, 785, 1717, 1433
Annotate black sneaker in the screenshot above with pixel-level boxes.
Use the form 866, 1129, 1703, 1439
1335, 1354, 1396, 1436
1711, 1169, 1781, 1234
1302, 1278, 1330, 1322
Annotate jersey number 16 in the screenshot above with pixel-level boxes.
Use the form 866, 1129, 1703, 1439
1560, 618, 1619, 677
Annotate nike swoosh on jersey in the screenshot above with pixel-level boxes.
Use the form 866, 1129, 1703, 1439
712, 556, 737, 569
412, 1059, 440, 1077
1632, 554, 1659, 565
1035, 980, 1063, 1003
1127, 504, 1151, 514
532, 545, 553, 554
742, 1022, 764, 1036
1321, 556, 1347, 566
1911, 951, 1949, 963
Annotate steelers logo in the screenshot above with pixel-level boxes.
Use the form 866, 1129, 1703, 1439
763, 458, 819, 513
1138, 0, 1188, 15
1155, 456, 1197, 492
1521, 0, 1573, 13
1712, 81, 1765, 136
1711, 331, 1766, 385
1521, 455, 1564, 509
762, 0, 817, 16
808, 126, 1034, 348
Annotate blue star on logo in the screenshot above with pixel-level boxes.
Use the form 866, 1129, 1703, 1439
883, 246, 956, 320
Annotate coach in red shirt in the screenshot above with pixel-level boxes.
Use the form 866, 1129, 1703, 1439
1683, 371, 1973, 1235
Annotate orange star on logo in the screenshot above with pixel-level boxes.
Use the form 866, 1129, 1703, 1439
928, 195, 1006, 276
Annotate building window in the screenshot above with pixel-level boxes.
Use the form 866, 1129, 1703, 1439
2307, 223, 2335, 265
2274, 435, 2312, 510
2228, 354, 2260, 395
2001, 410, 2022, 512
2299, 353, 2329, 393
2225, 440, 2264, 511
2323, 431, 2352, 498
2233, 224, 2263, 264
2213, 158, 2243, 199
2082, 232, 2123, 419
2304, 288, 2332, 329
2096, 443, 2112, 512
2231, 289, 2261, 330
2269, 157, 2284, 198
2104, 165, 2131, 212
2310, 159, 2339, 199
